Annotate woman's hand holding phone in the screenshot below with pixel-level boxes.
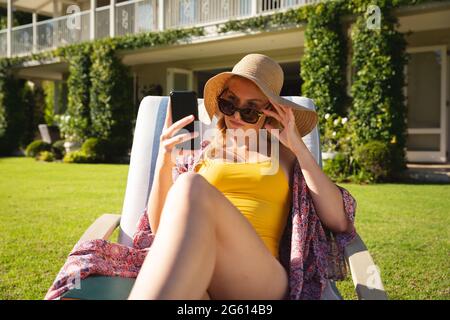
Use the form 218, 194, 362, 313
158, 101, 199, 165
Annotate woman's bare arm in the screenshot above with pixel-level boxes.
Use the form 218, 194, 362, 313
147, 103, 198, 234
292, 139, 352, 234
146, 153, 175, 234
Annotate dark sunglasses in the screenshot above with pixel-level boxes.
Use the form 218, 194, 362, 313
218, 98, 270, 124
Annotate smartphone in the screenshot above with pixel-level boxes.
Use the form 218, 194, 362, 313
169, 90, 201, 150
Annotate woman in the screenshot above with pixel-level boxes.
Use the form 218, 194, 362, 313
44, 53, 356, 301
128, 54, 356, 300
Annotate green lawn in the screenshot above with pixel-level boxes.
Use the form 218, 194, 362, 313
0, 157, 449, 300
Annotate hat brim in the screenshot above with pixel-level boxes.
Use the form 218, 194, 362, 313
204, 72, 318, 137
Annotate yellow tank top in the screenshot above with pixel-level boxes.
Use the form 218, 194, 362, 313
195, 156, 291, 260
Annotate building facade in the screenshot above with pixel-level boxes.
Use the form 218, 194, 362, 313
0, 0, 449, 163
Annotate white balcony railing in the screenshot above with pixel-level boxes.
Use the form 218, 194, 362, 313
259, 0, 321, 13
11, 23, 33, 56
0, 0, 319, 58
116, 0, 158, 37
35, 10, 91, 52
95, 5, 111, 39
165, 0, 253, 29
0, 29, 7, 57
0, 0, 158, 57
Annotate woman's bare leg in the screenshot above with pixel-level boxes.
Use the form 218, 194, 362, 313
128, 172, 289, 300
129, 173, 217, 299
201, 291, 211, 300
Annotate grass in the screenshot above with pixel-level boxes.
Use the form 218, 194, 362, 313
336, 183, 450, 300
0, 157, 449, 300
0, 157, 128, 300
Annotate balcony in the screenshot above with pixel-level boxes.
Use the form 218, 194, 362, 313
0, 0, 321, 58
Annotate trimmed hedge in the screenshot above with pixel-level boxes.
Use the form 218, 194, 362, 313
63, 150, 90, 163
80, 137, 108, 163
51, 139, 66, 160
354, 140, 391, 182
25, 140, 51, 158
37, 150, 55, 162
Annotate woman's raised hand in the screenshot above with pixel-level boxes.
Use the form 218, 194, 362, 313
159, 101, 199, 164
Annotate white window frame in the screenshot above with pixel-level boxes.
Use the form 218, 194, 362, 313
405, 45, 448, 163
166, 67, 194, 94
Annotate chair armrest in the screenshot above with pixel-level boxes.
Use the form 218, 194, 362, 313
78, 214, 121, 242
344, 233, 388, 300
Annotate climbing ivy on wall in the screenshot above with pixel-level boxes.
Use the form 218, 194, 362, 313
349, 1, 408, 176
60, 44, 93, 142
89, 42, 133, 156
300, 2, 347, 135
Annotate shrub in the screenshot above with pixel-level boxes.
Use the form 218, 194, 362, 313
53, 114, 81, 143
354, 141, 391, 182
63, 150, 91, 163
51, 140, 66, 160
80, 136, 130, 163
81, 137, 108, 162
25, 140, 51, 158
323, 152, 354, 183
322, 114, 353, 153
63, 137, 127, 164
107, 136, 130, 162
37, 151, 55, 162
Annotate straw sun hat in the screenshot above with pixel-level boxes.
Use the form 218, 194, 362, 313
203, 53, 318, 137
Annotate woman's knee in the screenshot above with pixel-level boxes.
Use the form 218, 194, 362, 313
168, 172, 212, 210
172, 171, 210, 195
